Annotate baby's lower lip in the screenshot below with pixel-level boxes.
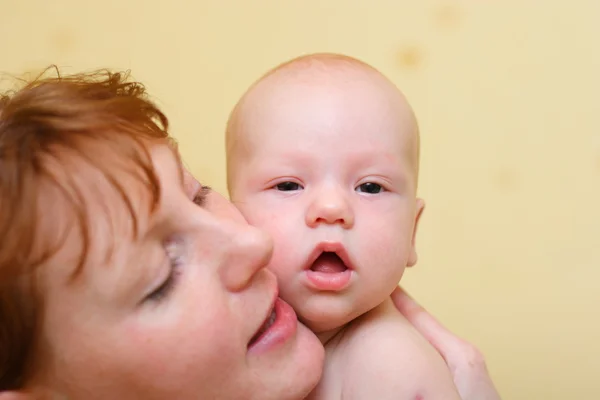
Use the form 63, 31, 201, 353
304, 269, 353, 291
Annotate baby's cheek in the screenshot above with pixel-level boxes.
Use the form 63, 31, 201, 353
241, 204, 290, 237
265, 226, 301, 278
237, 199, 303, 277
234, 199, 277, 226
355, 220, 411, 266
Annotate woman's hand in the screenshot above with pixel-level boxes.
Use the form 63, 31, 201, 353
391, 286, 501, 400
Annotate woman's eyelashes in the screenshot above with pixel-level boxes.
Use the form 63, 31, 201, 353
144, 182, 211, 304
142, 183, 210, 305
145, 239, 185, 303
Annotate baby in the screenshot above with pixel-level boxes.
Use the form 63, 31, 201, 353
226, 53, 461, 399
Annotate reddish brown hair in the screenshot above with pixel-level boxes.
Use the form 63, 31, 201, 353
0, 67, 171, 389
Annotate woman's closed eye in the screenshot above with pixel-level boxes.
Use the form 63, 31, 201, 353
144, 183, 210, 304
145, 238, 185, 303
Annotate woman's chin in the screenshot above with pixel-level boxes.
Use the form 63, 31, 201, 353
294, 322, 325, 396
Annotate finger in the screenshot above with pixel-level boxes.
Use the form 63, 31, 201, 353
391, 286, 460, 355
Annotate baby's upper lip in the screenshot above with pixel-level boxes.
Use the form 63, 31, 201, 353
303, 241, 355, 270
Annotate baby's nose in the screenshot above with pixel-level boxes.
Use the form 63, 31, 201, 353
305, 188, 354, 229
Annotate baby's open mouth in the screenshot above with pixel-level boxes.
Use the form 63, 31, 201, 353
310, 252, 348, 273
249, 307, 277, 347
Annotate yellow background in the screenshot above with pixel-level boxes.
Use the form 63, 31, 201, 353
2, 1, 599, 398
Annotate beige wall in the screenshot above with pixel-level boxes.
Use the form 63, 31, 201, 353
2, 1, 599, 398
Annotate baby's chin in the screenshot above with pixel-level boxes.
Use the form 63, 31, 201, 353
293, 299, 367, 342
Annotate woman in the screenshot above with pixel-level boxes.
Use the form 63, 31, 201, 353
0, 69, 499, 399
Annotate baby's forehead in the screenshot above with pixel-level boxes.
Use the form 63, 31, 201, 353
245, 58, 413, 119
242, 72, 416, 141
227, 56, 420, 176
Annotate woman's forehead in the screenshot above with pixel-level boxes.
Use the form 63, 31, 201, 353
35, 143, 164, 281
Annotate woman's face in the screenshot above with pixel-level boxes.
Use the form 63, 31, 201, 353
33, 144, 324, 399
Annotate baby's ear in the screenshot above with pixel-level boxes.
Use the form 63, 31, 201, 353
406, 198, 425, 267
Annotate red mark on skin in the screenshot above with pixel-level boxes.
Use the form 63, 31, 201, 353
414, 395, 424, 400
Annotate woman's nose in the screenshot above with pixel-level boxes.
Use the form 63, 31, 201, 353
215, 220, 274, 292
305, 187, 354, 229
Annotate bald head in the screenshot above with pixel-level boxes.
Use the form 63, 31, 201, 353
226, 53, 420, 196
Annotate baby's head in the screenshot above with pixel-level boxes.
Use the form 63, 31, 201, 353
226, 53, 424, 334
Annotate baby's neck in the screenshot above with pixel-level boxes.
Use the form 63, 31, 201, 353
316, 326, 347, 345
313, 298, 395, 346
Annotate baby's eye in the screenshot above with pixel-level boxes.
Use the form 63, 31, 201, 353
356, 182, 383, 194
275, 182, 303, 191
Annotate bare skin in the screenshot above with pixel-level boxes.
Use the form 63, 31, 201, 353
391, 287, 502, 400
227, 53, 461, 399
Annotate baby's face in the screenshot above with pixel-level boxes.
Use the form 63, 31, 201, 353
229, 72, 423, 333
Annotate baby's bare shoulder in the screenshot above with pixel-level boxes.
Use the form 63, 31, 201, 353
327, 298, 461, 400
335, 298, 437, 368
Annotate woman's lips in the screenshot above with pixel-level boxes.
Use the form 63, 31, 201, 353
247, 298, 298, 354
249, 308, 277, 345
